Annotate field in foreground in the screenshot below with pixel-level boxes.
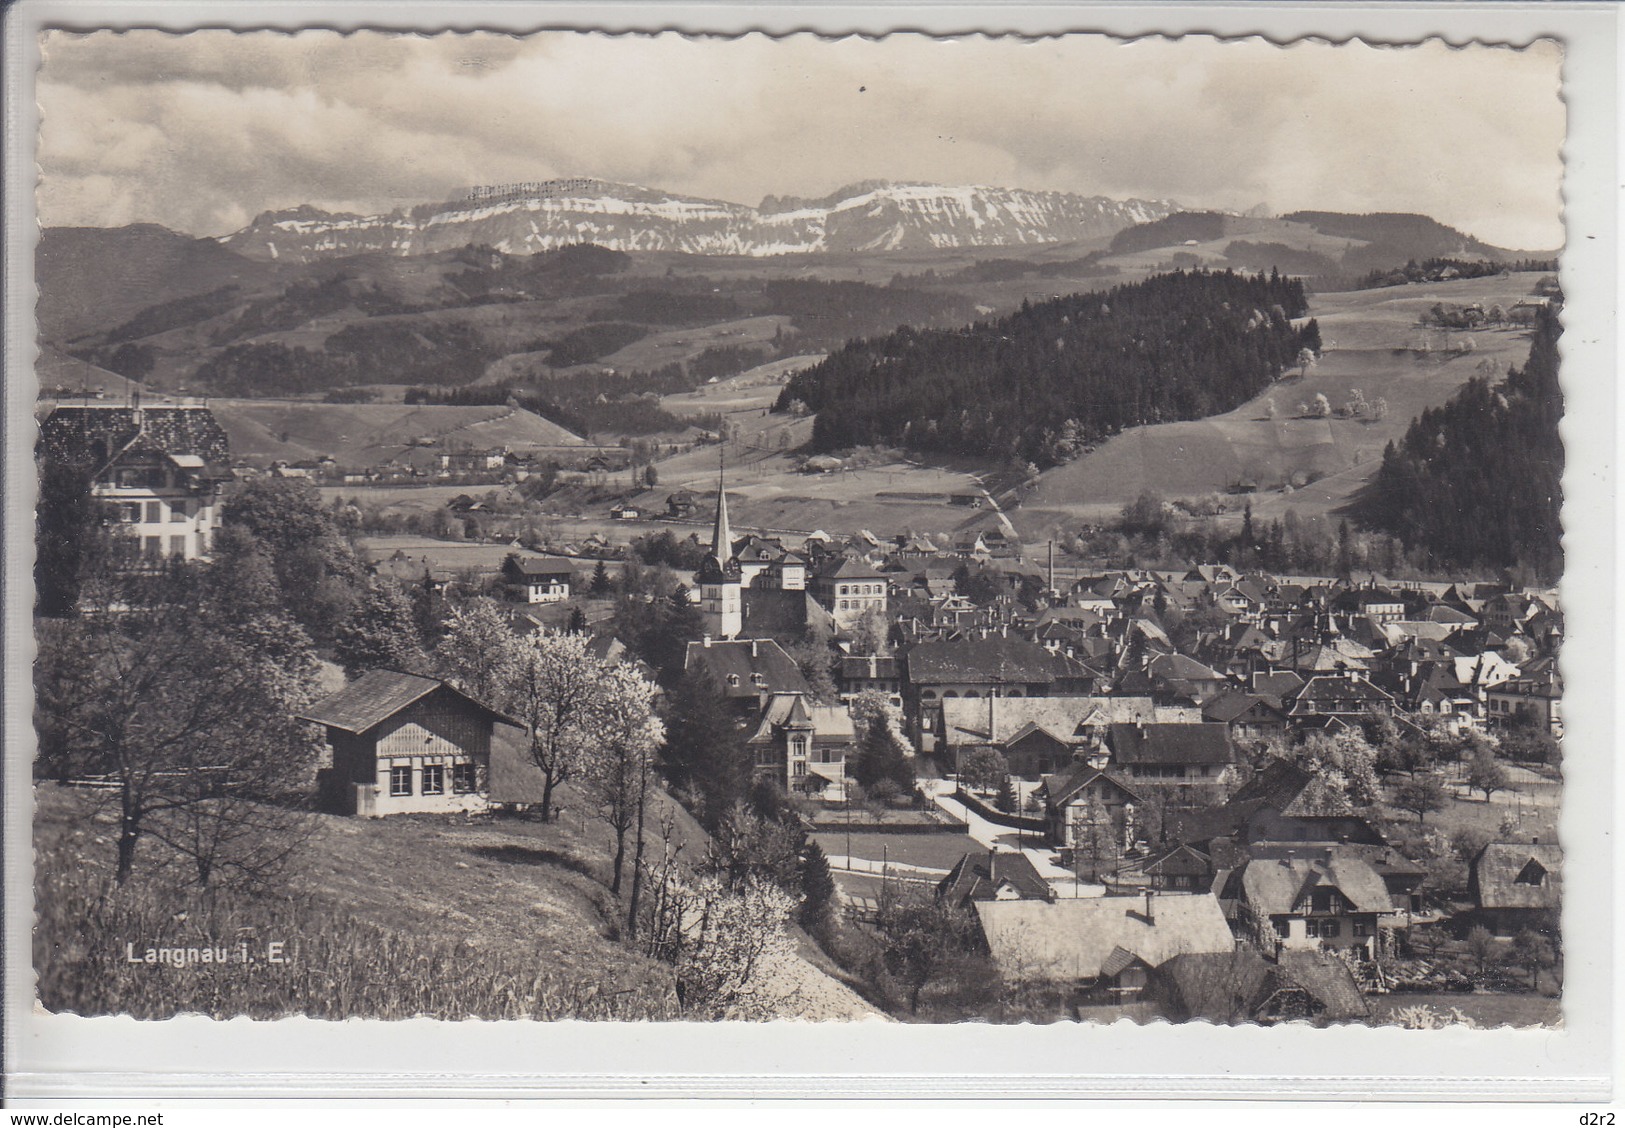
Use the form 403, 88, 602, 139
33, 782, 879, 1021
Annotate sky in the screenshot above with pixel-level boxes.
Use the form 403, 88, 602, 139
35, 30, 1565, 250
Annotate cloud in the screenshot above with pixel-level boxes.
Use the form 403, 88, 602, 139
35, 30, 1564, 248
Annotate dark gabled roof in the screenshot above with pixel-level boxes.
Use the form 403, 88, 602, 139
297, 670, 512, 734
1108, 723, 1234, 766
502, 555, 577, 579
905, 635, 1066, 686
39, 404, 232, 470
1233, 854, 1395, 916
1203, 691, 1287, 725
816, 556, 887, 581
740, 589, 829, 637
938, 851, 1054, 907
684, 638, 811, 699
1229, 758, 1316, 810
1252, 670, 1306, 698
1124, 843, 1213, 878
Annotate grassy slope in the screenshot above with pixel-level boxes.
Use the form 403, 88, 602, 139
1013, 273, 1549, 540
34, 779, 880, 1020
211, 400, 586, 464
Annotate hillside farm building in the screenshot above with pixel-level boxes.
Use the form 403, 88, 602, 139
300, 670, 516, 817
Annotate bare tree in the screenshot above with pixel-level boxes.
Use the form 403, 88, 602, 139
1393, 774, 1449, 825
46, 569, 323, 885
1467, 745, 1512, 803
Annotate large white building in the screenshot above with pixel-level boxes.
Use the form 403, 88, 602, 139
38, 402, 233, 563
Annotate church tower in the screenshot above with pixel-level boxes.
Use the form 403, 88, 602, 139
695, 458, 742, 639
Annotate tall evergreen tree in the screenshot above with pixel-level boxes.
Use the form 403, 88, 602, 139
333, 579, 429, 677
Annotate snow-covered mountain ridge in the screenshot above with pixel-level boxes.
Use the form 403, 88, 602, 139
219, 178, 1181, 261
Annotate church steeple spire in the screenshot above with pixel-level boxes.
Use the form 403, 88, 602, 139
710, 449, 733, 562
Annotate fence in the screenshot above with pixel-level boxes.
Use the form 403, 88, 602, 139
954, 786, 1048, 835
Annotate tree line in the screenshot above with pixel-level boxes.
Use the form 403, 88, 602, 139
779, 269, 1316, 467
1352, 306, 1563, 583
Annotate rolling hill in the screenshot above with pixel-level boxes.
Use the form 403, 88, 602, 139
1012, 272, 1552, 539
208, 400, 586, 464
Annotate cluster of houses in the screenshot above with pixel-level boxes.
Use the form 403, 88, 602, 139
44, 404, 1561, 1020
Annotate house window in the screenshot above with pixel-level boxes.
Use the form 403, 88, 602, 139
143, 536, 163, 560
1311, 889, 1335, 913
170, 504, 187, 522
145, 501, 162, 524
452, 763, 477, 793
1305, 920, 1320, 938
390, 765, 412, 797
1320, 920, 1340, 938
422, 764, 444, 795
119, 502, 141, 523
1352, 921, 1370, 938
170, 535, 187, 557
1273, 919, 1289, 938
792, 761, 807, 779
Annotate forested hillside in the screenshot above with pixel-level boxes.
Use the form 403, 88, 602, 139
778, 269, 1316, 467
1353, 306, 1563, 582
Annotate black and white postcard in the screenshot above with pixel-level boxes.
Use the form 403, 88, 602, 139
4, 2, 1617, 1103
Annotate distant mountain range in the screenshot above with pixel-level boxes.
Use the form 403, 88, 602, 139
217, 179, 1183, 262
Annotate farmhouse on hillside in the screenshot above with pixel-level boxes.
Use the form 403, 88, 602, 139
1464, 840, 1563, 937
974, 893, 1235, 998
299, 670, 517, 817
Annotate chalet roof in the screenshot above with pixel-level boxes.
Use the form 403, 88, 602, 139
975, 895, 1235, 981
816, 556, 887, 581
1107, 723, 1234, 766
1202, 691, 1287, 725
39, 404, 232, 471
1274, 951, 1370, 1020
1472, 843, 1563, 910
1040, 762, 1142, 811
1149, 949, 1365, 1023
937, 850, 1054, 908
747, 693, 857, 744
684, 638, 810, 699
1148, 653, 1227, 682
1233, 854, 1395, 916
1288, 675, 1396, 707
297, 670, 512, 734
